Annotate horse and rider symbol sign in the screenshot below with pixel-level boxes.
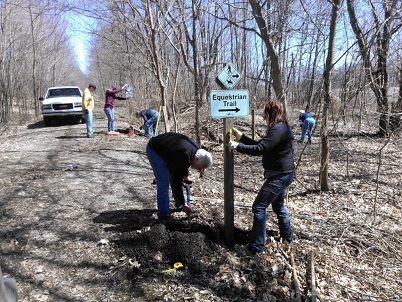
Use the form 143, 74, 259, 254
212, 63, 248, 118
217, 63, 242, 90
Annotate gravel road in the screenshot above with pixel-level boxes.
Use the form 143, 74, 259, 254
0, 116, 158, 301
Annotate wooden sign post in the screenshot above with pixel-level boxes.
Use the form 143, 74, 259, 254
211, 63, 248, 247
223, 118, 234, 247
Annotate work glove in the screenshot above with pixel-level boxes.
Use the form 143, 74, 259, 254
227, 141, 239, 151
85, 109, 89, 114
231, 128, 243, 141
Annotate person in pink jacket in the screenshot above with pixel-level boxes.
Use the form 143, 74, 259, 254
104, 84, 127, 132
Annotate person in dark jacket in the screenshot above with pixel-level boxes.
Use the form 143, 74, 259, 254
136, 108, 159, 137
146, 132, 213, 221
229, 99, 295, 254
298, 110, 315, 144
104, 85, 127, 132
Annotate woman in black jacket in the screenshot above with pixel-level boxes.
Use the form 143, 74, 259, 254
229, 99, 295, 254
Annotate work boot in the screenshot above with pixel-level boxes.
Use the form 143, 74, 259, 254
246, 245, 265, 255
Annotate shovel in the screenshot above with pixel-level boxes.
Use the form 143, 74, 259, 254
182, 180, 193, 226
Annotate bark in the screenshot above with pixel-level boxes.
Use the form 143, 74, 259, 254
399, 60, 402, 110
390, 60, 402, 132
399, 60, 402, 109
28, 2, 39, 116
320, 0, 340, 191
192, 0, 201, 143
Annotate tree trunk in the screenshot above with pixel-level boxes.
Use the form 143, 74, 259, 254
192, 0, 201, 143
145, 0, 169, 133
399, 60, 402, 110
28, 3, 39, 116
320, 0, 340, 191
390, 59, 402, 133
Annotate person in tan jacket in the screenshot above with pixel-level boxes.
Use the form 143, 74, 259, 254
82, 83, 96, 138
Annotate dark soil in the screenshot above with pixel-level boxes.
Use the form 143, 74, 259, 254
1, 107, 401, 302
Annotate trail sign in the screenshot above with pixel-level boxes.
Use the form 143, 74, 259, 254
213, 63, 244, 247
210, 89, 249, 118
217, 63, 242, 89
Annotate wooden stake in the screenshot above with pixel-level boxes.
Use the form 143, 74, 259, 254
311, 252, 317, 302
290, 251, 302, 302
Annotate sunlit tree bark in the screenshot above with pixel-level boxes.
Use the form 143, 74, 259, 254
320, 0, 341, 191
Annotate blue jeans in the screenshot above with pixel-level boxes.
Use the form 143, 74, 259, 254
145, 114, 159, 137
83, 110, 93, 136
301, 117, 315, 142
146, 143, 171, 217
104, 107, 114, 132
248, 171, 295, 252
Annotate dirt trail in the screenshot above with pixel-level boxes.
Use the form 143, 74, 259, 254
0, 117, 158, 301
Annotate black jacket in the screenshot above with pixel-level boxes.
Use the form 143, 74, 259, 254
237, 123, 295, 173
149, 133, 199, 204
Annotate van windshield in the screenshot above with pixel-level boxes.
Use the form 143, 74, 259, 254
47, 88, 81, 98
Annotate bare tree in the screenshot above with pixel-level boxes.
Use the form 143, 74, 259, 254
346, 0, 402, 135
0, 0, 86, 124
27, 0, 49, 115
249, 0, 286, 102
390, 59, 402, 132
163, 0, 228, 139
191, 0, 201, 142
320, 0, 341, 191
294, 0, 328, 111
248, 0, 286, 102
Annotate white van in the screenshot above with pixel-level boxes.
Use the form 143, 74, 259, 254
39, 86, 84, 126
